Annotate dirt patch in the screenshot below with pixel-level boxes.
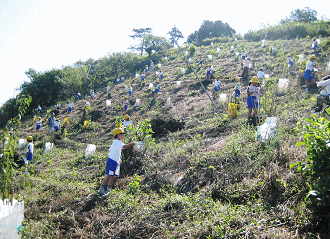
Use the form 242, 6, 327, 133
150, 117, 185, 138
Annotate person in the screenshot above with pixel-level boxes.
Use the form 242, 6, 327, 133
206, 65, 212, 80
247, 76, 261, 119
97, 128, 136, 195
312, 38, 319, 52
68, 102, 74, 112
36, 117, 42, 132
288, 55, 294, 69
56, 102, 61, 111
115, 78, 120, 84
213, 78, 221, 98
24, 136, 34, 164
37, 105, 42, 113
149, 60, 154, 72
199, 57, 203, 66
123, 97, 129, 112
241, 51, 246, 60
304, 55, 317, 93
314, 75, 330, 113
144, 65, 149, 74
54, 118, 61, 132
159, 70, 164, 80
234, 78, 242, 102
122, 115, 133, 128
128, 86, 133, 96
7, 118, 13, 131
154, 82, 161, 95
90, 90, 95, 99
46, 112, 55, 135
242, 57, 250, 78
77, 92, 82, 100
257, 69, 265, 79
141, 72, 146, 81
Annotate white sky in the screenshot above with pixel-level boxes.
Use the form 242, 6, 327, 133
1, 0, 329, 105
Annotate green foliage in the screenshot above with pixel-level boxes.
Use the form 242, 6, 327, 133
127, 119, 153, 142
289, 7, 318, 23
127, 175, 142, 195
167, 26, 184, 46
291, 115, 330, 200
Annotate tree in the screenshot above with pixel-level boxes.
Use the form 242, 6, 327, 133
129, 28, 153, 56
167, 26, 184, 46
289, 7, 318, 23
144, 35, 171, 56
187, 20, 236, 45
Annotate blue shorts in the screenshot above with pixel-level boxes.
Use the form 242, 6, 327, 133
304, 70, 314, 80
313, 44, 318, 50
129, 91, 132, 96
155, 88, 160, 93
214, 86, 220, 91
36, 125, 41, 130
26, 153, 33, 162
247, 95, 258, 108
289, 61, 293, 67
242, 56, 246, 60
235, 90, 240, 98
206, 71, 211, 76
106, 158, 119, 176
123, 105, 128, 111
54, 126, 59, 131
68, 107, 72, 112
159, 75, 163, 80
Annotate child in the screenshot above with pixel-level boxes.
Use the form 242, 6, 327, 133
36, 117, 42, 132
314, 75, 330, 113
46, 112, 55, 135
288, 55, 294, 69
257, 69, 265, 79
37, 105, 42, 113
206, 65, 212, 80
242, 57, 250, 78
53, 118, 61, 132
68, 102, 74, 112
98, 128, 136, 195
213, 78, 221, 98
56, 102, 61, 111
122, 115, 133, 128
144, 65, 149, 74
241, 51, 246, 60
141, 72, 146, 81
199, 57, 203, 65
304, 55, 317, 93
129, 87, 133, 96
25, 136, 34, 164
159, 70, 164, 80
77, 92, 82, 100
234, 78, 242, 101
154, 82, 161, 94
247, 76, 261, 119
91, 90, 95, 99
312, 38, 319, 52
123, 97, 129, 112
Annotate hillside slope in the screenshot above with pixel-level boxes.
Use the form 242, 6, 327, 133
10, 36, 330, 238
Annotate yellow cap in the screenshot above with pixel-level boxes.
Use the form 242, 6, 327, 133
124, 115, 129, 120
250, 76, 259, 83
236, 78, 241, 81
310, 55, 316, 60
113, 128, 124, 136
26, 136, 33, 141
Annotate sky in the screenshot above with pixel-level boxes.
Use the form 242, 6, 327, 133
1, 0, 330, 106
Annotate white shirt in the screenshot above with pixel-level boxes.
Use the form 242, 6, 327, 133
108, 139, 125, 163
68, 103, 74, 108
215, 80, 222, 87
306, 60, 314, 71
54, 121, 61, 128
26, 142, 33, 154
248, 85, 260, 97
36, 120, 42, 125
234, 82, 241, 91
123, 120, 132, 128
244, 60, 250, 68
257, 71, 265, 79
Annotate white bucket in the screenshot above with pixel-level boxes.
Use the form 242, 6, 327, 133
231, 46, 234, 50
106, 100, 111, 106
44, 142, 54, 153
257, 117, 278, 141
298, 54, 306, 63
208, 55, 212, 60
85, 144, 96, 158
278, 78, 289, 93
0, 199, 24, 239
135, 99, 141, 107
184, 51, 188, 56
188, 58, 192, 64
164, 57, 168, 61
211, 42, 214, 46
262, 39, 266, 47
249, 63, 253, 69
176, 81, 182, 86
18, 139, 26, 149
217, 48, 220, 52
180, 68, 186, 74
166, 97, 172, 107
85, 102, 90, 107
121, 77, 124, 81
264, 74, 270, 79
316, 39, 321, 44
219, 94, 227, 103
135, 73, 140, 79
158, 63, 162, 68
148, 83, 154, 89
235, 52, 239, 57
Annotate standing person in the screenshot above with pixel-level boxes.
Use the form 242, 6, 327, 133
144, 65, 149, 75
68, 102, 74, 113
149, 60, 154, 72
288, 55, 294, 69
242, 57, 250, 78
123, 97, 129, 112
36, 117, 42, 132
46, 112, 55, 135
24, 136, 34, 164
97, 128, 136, 195
128, 86, 133, 96
314, 75, 330, 113
213, 78, 222, 98
234, 78, 242, 103
56, 102, 61, 111
141, 72, 146, 81
154, 82, 161, 95
312, 38, 319, 52
37, 105, 42, 113
53, 118, 61, 132
247, 76, 261, 120
77, 92, 82, 100
90, 90, 95, 99
304, 55, 317, 93
122, 115, 133, 129
159, 70, 164, 80
206, 65, 212, 80
199, 57, 204, 66
241, 51, 246, 60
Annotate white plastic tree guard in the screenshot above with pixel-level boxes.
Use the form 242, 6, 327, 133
85, 144, 96, 158
0, 199, 24, 239
44, 142, 54, 153
257, 117, 278, 141
298, 54, 306, 63
219, 94, 227, 103
148, 83, 154, 89
278, 79, 289, 93
18, 139, 26, 149
106, 100, 111, 106
134, 99, 141, 107
176, 81, 182, 86
166, 97, 172, 107
208, 55, 212, 60
180, 68, 186, 74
